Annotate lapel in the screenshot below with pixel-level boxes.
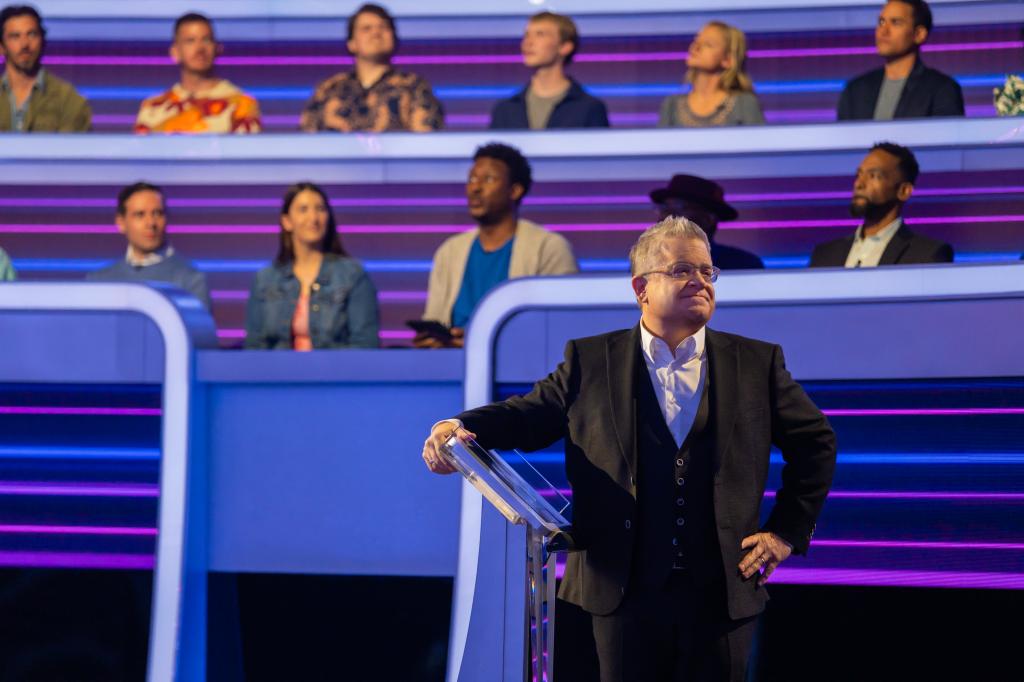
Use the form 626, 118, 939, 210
864, 68, 886, 117
831, 236, 856, 266
606, 325, 641, 484
705, 328, 739, 477
894, 58, 927, 118
878, 224, 912, 265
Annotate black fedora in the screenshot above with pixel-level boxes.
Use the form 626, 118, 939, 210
648, 174, 738, 222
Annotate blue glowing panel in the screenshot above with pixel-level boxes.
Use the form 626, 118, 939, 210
0, 384, 161, 570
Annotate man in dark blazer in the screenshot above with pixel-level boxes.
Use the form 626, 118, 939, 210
811, 142, 953, 267
837, 0, 963, 120
423, 217, 836, 681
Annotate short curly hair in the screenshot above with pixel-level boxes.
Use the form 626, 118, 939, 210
473, 143, 533, 202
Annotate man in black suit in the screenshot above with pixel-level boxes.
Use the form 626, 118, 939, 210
837, 0, 963, 120
811, 142, 953, 267
423, 217, 836, 681
650, 174, 764, 270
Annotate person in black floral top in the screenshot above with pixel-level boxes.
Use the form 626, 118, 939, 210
300, 3, 444, 132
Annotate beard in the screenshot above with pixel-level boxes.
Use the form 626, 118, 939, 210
9, 50, 41, 75
850, 197, 898, 220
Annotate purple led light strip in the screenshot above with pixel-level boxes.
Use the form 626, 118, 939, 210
768, 568, 1024, 589
0, 550, 154, 570
2, 186, 1021, 210
38, 40, 1023, 67
0, 523, 157, 536
2, 215, 1021, 235
824, 407, 1024, 417
0, 481, 159, 497
766, 491, 1024, 501
550, 563, 1024, 588
813, 540, 1024, 550
545, 489, 1024, 501
211, 289, 426, 302
0, 406, 160, 416
215, 328, 415, 340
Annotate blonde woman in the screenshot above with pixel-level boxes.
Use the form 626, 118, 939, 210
659, 21, 764, 127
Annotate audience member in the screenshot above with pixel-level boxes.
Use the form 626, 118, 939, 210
837, 0, 963, 120
658, 21, 763, 127
489, 12, 609, 129
87, 183, 211, 307
0, 244, 15, 280
0, 4, 90, 132
301, 3, 443, 132
135, 13, 260, 134
810, 142, 953, 267
245, 182, 379, 350
416, 143, 577, 347
650, 174, 764, 269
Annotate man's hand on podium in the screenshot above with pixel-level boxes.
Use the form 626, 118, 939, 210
422, 420, 477, 475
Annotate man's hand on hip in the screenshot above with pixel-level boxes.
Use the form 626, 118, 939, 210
739, 531, 792, 586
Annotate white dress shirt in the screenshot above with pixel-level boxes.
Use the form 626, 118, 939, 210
844, 218, 902, 268
639, 322, 707, 448
126, 244, 174, 268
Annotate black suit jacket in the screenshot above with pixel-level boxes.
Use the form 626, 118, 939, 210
837, 57, 964, 120
810, 224, 954, 267
458, 326, 836, 619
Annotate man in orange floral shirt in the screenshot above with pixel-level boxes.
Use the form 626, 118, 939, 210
135, 13, 261, 134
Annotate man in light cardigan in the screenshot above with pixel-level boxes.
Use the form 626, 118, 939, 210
415, 143, 578, 348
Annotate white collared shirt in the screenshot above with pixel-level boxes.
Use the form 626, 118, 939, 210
126, 244, 174, 268
639, 321, 707, 448
844, 218, 902, 268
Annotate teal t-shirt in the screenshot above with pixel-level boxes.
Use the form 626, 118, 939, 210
450, 237, 514, 327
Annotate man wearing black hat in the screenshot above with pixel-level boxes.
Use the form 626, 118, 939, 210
650, 175, 764, 270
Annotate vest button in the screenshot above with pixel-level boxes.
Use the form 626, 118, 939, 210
624, 520, 631, 530
676, 518, 685, 526
311, 282, 320, 291
312, 304, 320, 312
676, 458, 684, 466
677, 477, 685, 486
676, 498, 684, 506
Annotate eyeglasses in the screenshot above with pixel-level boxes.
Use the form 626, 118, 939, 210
639, 261, 720, 283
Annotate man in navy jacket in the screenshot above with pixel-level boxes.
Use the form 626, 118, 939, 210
490, 11, 609, 129
837, 0, 963, 120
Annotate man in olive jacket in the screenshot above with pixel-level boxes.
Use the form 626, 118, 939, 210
424, 217, 837, 682
0, 5, 91, 132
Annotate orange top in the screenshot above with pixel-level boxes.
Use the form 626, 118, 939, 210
291, 289, 313, 351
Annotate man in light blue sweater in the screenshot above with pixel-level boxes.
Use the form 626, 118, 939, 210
87, 182, 211, 309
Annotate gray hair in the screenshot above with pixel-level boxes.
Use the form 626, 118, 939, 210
628, 216, 711, 275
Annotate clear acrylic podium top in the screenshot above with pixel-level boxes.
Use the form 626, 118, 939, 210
440, 431, 570, 535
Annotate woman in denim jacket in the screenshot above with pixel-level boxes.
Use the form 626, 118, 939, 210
245, 182, 379, 349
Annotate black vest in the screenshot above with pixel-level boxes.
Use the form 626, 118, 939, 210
631, 346, 722, 589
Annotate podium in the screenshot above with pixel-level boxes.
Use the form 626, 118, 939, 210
440, 432, 570, 682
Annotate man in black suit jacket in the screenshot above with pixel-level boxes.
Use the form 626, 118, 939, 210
837, 0, 963, 120
811, 142, 954, 267
424, 217, 837, 681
